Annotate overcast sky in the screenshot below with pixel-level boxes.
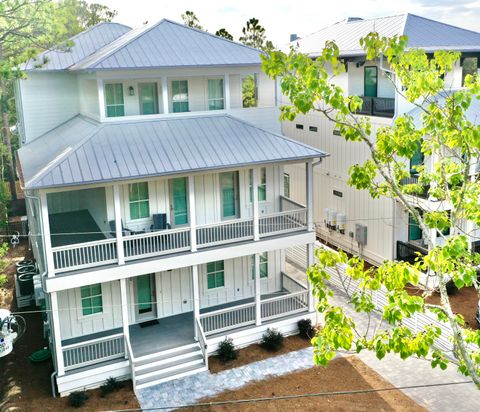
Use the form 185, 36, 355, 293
94, 0, 480, 46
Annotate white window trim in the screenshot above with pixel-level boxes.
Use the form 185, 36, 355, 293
127, 181, 151, 222
206, 77, 225, 111
76, 284, 104, 320
170, 79, 190, 112
206, 261, 226, 291
104, 83, 125, 117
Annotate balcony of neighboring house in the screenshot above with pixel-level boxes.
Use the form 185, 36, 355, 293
46, 165, 313, 275
348, 62, 396, 118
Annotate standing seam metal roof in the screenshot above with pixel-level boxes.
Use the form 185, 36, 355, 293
18, 115, 327, 189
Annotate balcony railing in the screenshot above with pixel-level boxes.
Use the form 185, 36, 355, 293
399, 175, 429, 199
355, 96, 395, 118
51, 207, 309, 273
396, 240, 428, 264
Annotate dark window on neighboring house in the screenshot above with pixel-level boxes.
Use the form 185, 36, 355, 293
309, 126, 318, 132
462, 57, 478, 86
296, 124, 304, 130
364, 66, 378, 97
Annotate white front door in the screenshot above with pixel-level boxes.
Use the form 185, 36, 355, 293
134, 274, 157, 322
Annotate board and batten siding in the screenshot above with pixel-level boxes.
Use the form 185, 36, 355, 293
19, 72, 80, 144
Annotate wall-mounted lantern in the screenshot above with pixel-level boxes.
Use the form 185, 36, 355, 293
128, 86, 135, 96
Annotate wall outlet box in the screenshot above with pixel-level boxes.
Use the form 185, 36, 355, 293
355, 224, 367, 246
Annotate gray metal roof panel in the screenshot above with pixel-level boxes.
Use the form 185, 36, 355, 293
23, 22, 132, 71
293, 14, 480, 57
21, 115, 327, 189
70, 19, 263, 70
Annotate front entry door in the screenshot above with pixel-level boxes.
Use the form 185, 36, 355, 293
135, 274, 156, 321
169, 177, 189, 227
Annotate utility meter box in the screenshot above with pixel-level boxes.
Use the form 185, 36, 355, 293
355, 224, 367, 246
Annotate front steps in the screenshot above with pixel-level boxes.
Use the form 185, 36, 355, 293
134, 342, 207, 390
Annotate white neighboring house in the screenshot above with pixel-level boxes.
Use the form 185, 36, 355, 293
15, 20, 327, 395
282, 14, 480, 267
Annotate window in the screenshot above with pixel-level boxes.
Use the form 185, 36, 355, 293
249, 168, 267, 202
364, 66, 378, 97
242, 74, 257, 108
105, 83, 125, 117
296, 124, 304, 130
208, 79, 224, 110
410, 142, 424, 175
81, 284, 103, 316
408, 212, 422, 242
139, 83, 159, 115
284, 173, 290, 198
207, 261, 225, 289
220, 171, 239, 219
309, 126, 318, 132
172, 80, 189, 113
251, 252, 268, 279
129, 182, 150, 220
462, 57, 478, 86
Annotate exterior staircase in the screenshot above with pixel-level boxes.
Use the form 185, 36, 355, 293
133, 342, 207, 390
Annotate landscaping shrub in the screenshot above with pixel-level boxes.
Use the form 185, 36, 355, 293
0, 274, 7, 288
100, 377, 124, 397
217, 337, 237, 362
297, 318, 314, 339
68, 391, 89, 408
261, 328, 284, 351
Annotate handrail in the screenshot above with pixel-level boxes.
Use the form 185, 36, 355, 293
200, 301, 256, 318
195, 318, 209, 369
196, 217, 253, 229
62, 332, 124, 350
123, 226, 190, 240
260, 290, 307, 304
52, 237, 116, 251
124, 335, 136, 393
261, 209, 306, 218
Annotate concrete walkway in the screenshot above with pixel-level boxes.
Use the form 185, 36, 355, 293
136, 346, 315, 411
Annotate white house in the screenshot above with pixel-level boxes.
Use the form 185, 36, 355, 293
15, 20, 327, 395
282, 14, 480, 266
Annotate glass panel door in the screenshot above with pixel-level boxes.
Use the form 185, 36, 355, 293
364, 66, 378, 97
220, 171, 239, 219
139, 83, 158, 115
135, 274, 156, 321
169, 177, 188, 226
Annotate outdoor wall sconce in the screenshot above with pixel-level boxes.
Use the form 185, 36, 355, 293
128, 86, 135, 96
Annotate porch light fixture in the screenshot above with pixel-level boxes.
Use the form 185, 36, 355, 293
128, 86, 135, 96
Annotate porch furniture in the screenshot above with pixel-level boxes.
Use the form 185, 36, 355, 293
109, 220, 145, 237
150, 213, 171, 231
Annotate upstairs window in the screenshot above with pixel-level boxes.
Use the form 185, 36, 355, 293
410, 142, 424, 175
105, 83, 125, 117
249, 168, 267, 202
242, 74, 258, 108
364, 66, 378, 97
172, 80, 189, 113
251, 252, 268, 279
207, 260, 225, 289
81, 284, 103, 316
462, 57, 478, 85
129, 182, 150, 220
208, 79, 225, 110
284, 173, 290, 198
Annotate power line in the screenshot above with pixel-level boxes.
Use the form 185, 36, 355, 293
112, 381, 474, 411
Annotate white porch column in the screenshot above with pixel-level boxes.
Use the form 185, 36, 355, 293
97, 78, 105, 121
192, 265, 200, 339
161, 76, 169, 114
120, 278, 129, 342
254, 253, 262, 325
252, 168, 260, 241
224, 74, 231, 110
188, 175, 197, 252
113, 184, 125, 265
306, 242, 315, 312
39, 191, 55, 277
50, 291, 65, 376
306, 160, 314, 232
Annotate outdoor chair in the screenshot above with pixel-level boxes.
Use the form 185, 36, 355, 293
150, 213, 171, 231
109, 220, 145, 237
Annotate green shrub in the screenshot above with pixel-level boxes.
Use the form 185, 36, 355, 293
0, 274, 7, 288
68, 391, 88, 408
297, 319, 314, 339
261, 328, 284, 351
100, 377, 124, 397
217, 337, 237, 362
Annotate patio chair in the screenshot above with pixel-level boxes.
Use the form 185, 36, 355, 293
109, 220, 145, 237
150, 213, 171, 231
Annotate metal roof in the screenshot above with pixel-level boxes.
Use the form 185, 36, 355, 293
18, 115, 327, 189
291, 14, 480, 57
69, 19, 263, 70
23, 22, 132, 71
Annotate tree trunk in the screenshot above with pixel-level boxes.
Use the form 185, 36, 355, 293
0, 77, 17, 201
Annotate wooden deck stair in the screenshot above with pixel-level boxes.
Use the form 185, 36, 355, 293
134, 342, 207, 390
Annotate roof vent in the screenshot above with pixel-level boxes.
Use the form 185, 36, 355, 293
346, 17, 363, 23
290, 33, 298, 42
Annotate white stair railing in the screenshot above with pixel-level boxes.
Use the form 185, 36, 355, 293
195, 318, 209, 369
124, 335, 136, 393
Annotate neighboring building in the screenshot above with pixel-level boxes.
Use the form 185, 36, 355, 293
16, 20, 327, 394
282, 14, 480, 266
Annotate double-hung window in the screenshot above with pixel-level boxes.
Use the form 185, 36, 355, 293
129, 182, 150, 220
105, 83, 125, 117
283, 173, 290, 198
81, 284, 103, 316
207, 79, 224, 110
249, 168, 267, 202
251, 253, 268, 279
172, 80, 189, 113
207, 261, 225, 289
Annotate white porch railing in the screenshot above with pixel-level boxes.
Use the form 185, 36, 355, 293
62, 333, 124, 371
52, 238, 117, 272
259, 209, 307, 237
123, 227, 190, 261
195, 318, 209, 369
261, 291, 309, 322
196, 218, 254, 248
200, 302, 256, 336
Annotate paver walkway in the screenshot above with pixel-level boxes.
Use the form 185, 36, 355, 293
136, 346, 315, 411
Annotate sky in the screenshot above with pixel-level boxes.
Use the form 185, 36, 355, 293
94, 0, 480, 46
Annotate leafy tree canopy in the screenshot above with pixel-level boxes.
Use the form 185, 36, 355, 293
181, 10, 203, 30
215, 28, 233, 41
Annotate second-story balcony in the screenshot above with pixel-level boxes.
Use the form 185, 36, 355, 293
355, 96, 395, 118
